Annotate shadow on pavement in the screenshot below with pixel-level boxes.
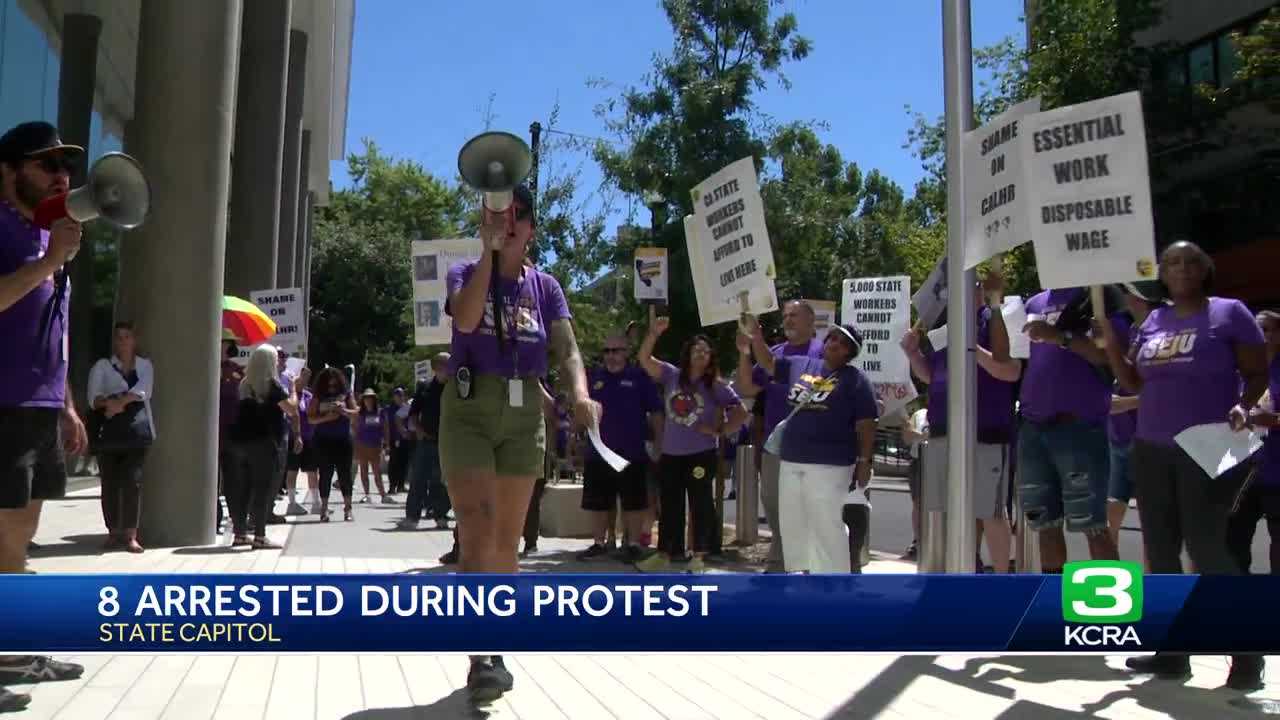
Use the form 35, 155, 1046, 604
26, 535, 108, 559
342, 689, 493, 719
824, 655, 1261, 719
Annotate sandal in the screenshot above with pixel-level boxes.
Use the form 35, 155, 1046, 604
252, 537, 282, 550
344, 507, 353, 522
232, 535, 251, 547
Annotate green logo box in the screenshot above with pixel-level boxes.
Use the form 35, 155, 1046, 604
1061, 560, 1144, 624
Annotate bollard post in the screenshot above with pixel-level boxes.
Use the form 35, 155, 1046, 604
734, 444, 759, 545
1015, 487, 1040, 572
918, 439, 948, 572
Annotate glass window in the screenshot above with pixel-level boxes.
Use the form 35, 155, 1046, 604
0, 0, 55, 132
1217, 32, 1243, 86
1189, 41, 1216, 86
1165, 54, 1189, 88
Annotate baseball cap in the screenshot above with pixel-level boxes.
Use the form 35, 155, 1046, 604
0, 122, 84, 163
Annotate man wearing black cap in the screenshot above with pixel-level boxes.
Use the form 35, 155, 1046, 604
0, 121, 90, 706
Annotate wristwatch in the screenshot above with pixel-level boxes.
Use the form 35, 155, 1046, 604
1059, 330, 1074, 349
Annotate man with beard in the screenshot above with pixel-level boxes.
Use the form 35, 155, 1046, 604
0, 121, 90, 711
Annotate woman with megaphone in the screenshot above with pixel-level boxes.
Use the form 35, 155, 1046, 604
441, 177, 599, 702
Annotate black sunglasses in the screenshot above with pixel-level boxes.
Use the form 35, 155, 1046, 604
30, 155, 75, 175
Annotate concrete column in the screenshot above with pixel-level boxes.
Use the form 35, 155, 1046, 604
301, 191, 314, 350
292, 129, 311, 289
224, 0, 290, 299
277, 30, 307, 289
57, 14, 102, 414
119, 0, 242, 547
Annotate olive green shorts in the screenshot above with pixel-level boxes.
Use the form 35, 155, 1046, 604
439, 374, 546, 478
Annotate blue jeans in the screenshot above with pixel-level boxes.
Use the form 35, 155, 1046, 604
406, 441, 449, 521
1016, 417, 1109, 533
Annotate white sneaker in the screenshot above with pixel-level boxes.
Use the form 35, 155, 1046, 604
286, 502, 307, 516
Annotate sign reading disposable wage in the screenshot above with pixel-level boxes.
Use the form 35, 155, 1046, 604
841, 276, 917, 416
964, 97, 1040, 269
1021, 91, 1157, 289
633, 247, 668, 302
687, 157, 777, 322
804, 299, 837, 331
250, 287, 306, 357
412, 237, 483, 346
684, 215, 778, 327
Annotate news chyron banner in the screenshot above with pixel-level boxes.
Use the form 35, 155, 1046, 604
3, 568, 1275, 653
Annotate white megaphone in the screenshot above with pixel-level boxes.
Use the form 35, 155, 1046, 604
34, 152, 151, 240
457, 131, 532, 215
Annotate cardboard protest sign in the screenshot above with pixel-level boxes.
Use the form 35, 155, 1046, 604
684, 215, 777, 327
842, 276, 917, 416
804, 299, 837, 331
911, 256, 949, 331
633, 247, 668, 302
249, 288, 307, 357
964, 97, 1040, 269
1021, 91, 1157, 289
412, 238, 483, 346
687, 157, 778, 321
413, 360, 432, 383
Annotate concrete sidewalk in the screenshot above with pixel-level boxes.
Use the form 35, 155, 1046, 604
15, 486, 1279, 719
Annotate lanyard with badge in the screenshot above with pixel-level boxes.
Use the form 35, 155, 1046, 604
504, 270, 529, 408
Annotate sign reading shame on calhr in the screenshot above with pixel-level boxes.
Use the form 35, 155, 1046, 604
963, 97, 1040, 269
689, 157, 777, 315
250, 287, 307, 357
1021, 91, 1157, 289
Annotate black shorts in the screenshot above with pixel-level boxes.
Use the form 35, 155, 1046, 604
0, 407, 68, 509
287, 441, 318, 472
582, 455, 648, 512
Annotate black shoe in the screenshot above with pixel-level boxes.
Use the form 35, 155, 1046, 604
900, 542, 918, 561
439, 549, 459, 565
521, 542, 538, 557
491, 656, 514, 691
0, 656, 85, 684
266, 513, 287, 525
466, 656, 507, 703
0, 687, 31, 713
577, 543, 610, 561
1227, 655, 1266, 691
620, 544, 645, 564
1125, 653, 1192, 678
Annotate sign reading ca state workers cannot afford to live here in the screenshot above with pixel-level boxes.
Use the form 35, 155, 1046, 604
1021, 91, 1157, 289
688, 157, 777, 322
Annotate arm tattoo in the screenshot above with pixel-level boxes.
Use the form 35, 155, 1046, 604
549, 319, 587, 399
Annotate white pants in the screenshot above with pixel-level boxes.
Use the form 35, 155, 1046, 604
778, 460, 854, 573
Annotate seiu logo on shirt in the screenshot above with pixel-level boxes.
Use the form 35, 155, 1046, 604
1138, 330, 1197, 365
788, 374, 836, 406
479, 298, 540, 339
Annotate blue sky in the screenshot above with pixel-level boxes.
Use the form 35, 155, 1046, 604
336, 1, 1027, 227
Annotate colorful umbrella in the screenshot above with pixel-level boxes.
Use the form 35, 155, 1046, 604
222, 296, 276, 346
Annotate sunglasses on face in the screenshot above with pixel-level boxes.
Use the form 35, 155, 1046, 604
603, 347, 627, 355
29, 155, 75, 175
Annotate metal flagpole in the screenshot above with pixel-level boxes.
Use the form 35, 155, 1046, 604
943, 0, 978, 573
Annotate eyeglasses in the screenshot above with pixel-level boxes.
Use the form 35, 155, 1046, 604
31, 155, 75, 175
602, 347, 627, 354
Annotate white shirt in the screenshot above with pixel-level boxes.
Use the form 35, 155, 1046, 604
87, 355, 157, 438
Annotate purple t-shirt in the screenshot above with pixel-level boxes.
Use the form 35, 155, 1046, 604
1019, 288, 1121, 425
1108, 318, 1137, 447
1131, 297, 1264, 446
355, 409, 385, 448
445, 262, 571, 378
589, 364, 661, 464
311, 395, 352, 440
751, 337, 824, 442
0, 201, 67, 408
382, 404, 405, 444
218, 361, 243, 446
658, 361, 740, 456
1260, 354, 1280, 487
775, 356, 879, 466
925, 307, 1016, 441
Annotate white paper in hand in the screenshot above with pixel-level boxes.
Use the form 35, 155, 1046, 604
927, 325, 947, 352
1174, 423, 1264, 479
588, 425, 630, 473
1001, 296, 1031, 359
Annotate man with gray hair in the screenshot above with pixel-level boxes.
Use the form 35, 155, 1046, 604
742, 300, 824, 570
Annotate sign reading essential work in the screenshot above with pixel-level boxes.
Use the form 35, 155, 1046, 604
633, 247, 668, 302
1021, 91, 1157, 289
964, 97, 1040, 269
412, 237, 483, 346
841, 276, 917, 416
687, 157, 778, 323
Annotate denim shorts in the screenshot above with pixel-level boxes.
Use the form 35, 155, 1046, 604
1016, 417, 1110, 533
1107, 441, 1133, 504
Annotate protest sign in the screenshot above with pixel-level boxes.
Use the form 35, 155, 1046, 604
804, 299, 837, 331
413, 360, 432, 383
249, 288, 306, 357
633, 247, 668, 302
1021, 91, 1157, 289
964, 97, 1040, 269
684, 215, 777, 327
842, 276, 917, 416
688, 157, 777, 317
911, 256, 949, 331
412, 238, 483, 346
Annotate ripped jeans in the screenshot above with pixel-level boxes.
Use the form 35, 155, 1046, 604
1016, 417, 1109, 534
